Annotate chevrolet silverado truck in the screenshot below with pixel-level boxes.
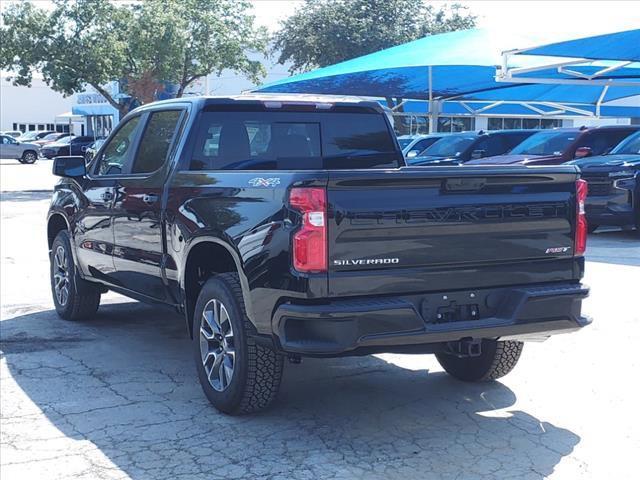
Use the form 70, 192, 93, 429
47, 95, 591, 414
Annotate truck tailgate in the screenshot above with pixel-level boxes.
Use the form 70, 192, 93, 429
327, 166, 581, 297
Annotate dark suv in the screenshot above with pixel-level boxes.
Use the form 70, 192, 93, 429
467, 125, 640, 166
407, 129, 537, 166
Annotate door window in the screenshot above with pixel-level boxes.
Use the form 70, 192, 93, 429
95, 116, 141, 175
473, 136, 507, 157
577, 130, 637, 156
131, 110, 183, 174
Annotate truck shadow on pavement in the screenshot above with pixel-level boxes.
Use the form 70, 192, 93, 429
0, 190, 53, 203
1, 301, 581, 479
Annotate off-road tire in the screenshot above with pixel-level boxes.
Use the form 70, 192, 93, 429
193, 273, 284, 414
50, 230, 101, 320
21, 150, 37, 164
435, 339, 524, 382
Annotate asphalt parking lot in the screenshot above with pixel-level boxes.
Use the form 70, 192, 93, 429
1, 158, 639, 480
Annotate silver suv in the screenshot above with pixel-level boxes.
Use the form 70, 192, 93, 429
0, 134, 40, 164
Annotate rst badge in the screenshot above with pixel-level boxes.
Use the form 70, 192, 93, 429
545, 247, 571, 254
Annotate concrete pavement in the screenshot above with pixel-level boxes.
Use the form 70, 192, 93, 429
1, 159, 639, 479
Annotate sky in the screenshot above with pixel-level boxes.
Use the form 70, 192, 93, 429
251, 0, 640, 44
4, 1, 639, 45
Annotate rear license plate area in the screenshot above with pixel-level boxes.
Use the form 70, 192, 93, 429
435, 302, 480, 323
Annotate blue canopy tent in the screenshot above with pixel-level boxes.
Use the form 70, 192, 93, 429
517, 29, 640, 62
496, 29, 640, 89
400, 100, 640, 119
254, 28, 640, 131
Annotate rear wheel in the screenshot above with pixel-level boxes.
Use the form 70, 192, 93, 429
21, 150, 37, 164
193, 273, 283, 414
435, 339, 524, 382
50, 231, 101, 320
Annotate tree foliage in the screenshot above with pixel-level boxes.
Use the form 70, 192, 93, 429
273, 0, 477, 73
0, 0, 267, 116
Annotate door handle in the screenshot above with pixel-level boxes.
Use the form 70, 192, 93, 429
100, 191, 113, 201
142, 193, 159, 205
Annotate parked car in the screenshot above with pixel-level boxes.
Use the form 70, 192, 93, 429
467, 125, 640, 166
33, 132, 72, 148
568, 130, 640, 233
41, 135, 95, 158
17, 130, 55, 142
1, 130, 23, 138
400, 133, 450, 158
48, 95, 590, 414
0, 134, 40, 164
408, 129, 538, 166
83, 138, 106, 162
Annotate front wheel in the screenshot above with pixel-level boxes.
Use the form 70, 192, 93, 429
193, 273, 283, 414
21, 150, 37, 164
435, 339, 524, 382
50, 231, 101, 320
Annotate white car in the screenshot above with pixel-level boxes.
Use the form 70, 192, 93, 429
399, 134, 448, 158
1, 130, 23, 138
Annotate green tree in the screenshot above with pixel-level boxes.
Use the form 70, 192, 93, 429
273, 0, 476, 73
272, 0, 476, 133
0, 0, 267, 117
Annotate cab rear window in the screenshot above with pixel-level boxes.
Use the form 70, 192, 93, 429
188, 110, 400, 170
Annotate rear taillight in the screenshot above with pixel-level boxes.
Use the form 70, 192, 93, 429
290, 187, 327, 272
575, 179, 588, 256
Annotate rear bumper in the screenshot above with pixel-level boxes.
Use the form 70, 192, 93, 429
272, 282, 590, 355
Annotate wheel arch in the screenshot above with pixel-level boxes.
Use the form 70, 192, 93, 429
181, 237, 253, 338
47, 213, 70, 250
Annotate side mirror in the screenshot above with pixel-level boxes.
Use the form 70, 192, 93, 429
53, 156, 86, 178
574, 146, 592, 158
471, 149, 486, 159
406, 150, 418, 158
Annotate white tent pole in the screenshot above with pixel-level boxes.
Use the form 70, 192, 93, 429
596, 86, 609, 117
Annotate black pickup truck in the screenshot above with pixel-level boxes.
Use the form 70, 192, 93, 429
47, 95, 590, 414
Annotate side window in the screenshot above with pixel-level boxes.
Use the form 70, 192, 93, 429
1, 136, 8, 144
413, 139, 431, 152
505, 133, 531, 151
131, 110, 182, 174
474, 136, 506, 157
96, 116, 141, 175
579, 131, 635, 156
